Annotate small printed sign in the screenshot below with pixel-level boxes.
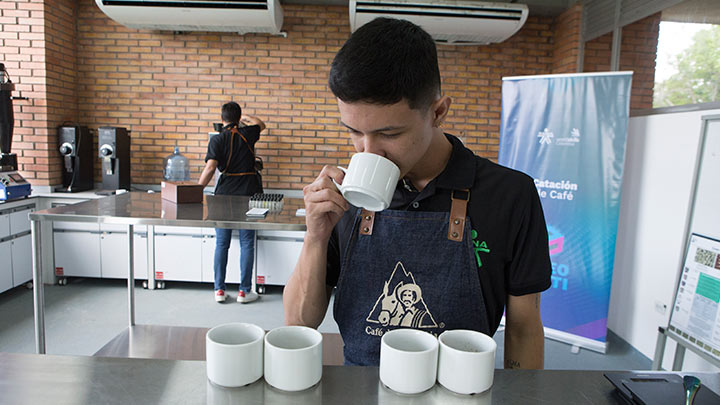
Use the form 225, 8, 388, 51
256, 276, 265, 284
155, 271, 164, 280
55, 267, 64, 276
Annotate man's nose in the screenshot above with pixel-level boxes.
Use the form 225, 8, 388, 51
361, 135, 383, 155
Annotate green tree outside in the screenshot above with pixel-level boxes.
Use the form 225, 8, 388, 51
654, 26, 720, 107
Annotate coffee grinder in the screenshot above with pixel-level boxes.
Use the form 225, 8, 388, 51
0, 63, 31, 202
56, 125, 94, 192
98, 126, 130, 193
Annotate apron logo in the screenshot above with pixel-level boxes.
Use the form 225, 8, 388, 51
471, 229, 490, 268
366, 262, 438, 328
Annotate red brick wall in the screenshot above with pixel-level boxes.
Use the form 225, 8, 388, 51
75, 2, 356, 187
0, 0, 52, 184
1, 2, 660, 189
74, 2, 558, 188
437, 17, 555, 159
583, 12, 660, 110
44, 0, 77, 185
552, 3, 582, 73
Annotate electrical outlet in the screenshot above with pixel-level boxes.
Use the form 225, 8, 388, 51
654, 300, 667, 315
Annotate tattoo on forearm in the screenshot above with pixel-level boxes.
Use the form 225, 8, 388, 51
505, 359, 521, 369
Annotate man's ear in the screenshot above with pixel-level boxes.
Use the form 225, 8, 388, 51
431, 96, 452, 127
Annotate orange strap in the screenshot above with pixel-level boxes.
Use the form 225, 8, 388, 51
359, 191, 468, 241
448, 189, 469, 242
221, 127, 257, 177
359, 209, 375, 236
223, 171, 257, 177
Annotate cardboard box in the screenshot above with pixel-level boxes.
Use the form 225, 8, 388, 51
161, 181, 204, 204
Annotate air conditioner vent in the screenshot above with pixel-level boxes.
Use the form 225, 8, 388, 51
95, 0, 283, 34
350, 0, 529, 45
100, 0, 269, 9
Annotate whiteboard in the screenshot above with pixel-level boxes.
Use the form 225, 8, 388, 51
688, 118, 720, 239
667, 116, 720, 364
668, 234, 720, 358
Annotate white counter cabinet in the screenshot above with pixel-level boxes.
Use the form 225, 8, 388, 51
0, 241, 12, 292
152, 227, 304, 289
100, 224, 148, 280
53, 223, 101, 278
11, 234, 32, 287
0, 200, 36, 293
0, 214, 9, 239
9, 193, 305, 293
0, 235, 32, 290
154, 230, 203, 282
256, 230, 304, 292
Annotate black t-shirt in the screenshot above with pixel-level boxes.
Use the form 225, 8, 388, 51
326, 134, 552, 334
205, 124, 262, 196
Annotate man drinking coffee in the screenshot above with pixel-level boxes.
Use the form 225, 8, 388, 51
283, 17, 552, 368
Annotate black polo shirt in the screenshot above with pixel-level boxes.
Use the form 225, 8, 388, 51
326, 133, 552, 334
205, 124, 262, 196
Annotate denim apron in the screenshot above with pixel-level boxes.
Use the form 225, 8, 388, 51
333, 191, 490, 366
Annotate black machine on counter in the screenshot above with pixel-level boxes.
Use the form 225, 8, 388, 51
98, 126, 130, 193
56, 125, 94, 192
0, 63, 30, 202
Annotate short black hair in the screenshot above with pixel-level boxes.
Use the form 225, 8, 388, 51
329, 17, 441, 111
221, 101, 242, 124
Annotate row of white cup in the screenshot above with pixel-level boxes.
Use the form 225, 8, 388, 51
380, 328, 497, 395
206, 323, 322, 391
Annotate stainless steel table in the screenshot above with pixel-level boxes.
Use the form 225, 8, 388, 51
93, 324, 347, 366
3, 352, 718, 404
28, 192, 306, 354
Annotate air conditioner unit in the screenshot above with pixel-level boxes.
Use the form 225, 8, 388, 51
349, 0, 529, 45
94, 0, 284, 34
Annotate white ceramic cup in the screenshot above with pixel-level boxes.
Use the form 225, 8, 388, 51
377, 380, 492, 404
264, 326, 323, 392
206, 322, 265, 388
335, 152, 400, 211
437, 329, 497, 395
379, 329, 439, 395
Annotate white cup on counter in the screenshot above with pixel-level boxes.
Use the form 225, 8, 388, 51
377, 380, 492, 404
206, 322, 265, 388
379, 328, 439, 395
437, 329, 497, 395
264, 325, 323, 392
334, 152, 400, 212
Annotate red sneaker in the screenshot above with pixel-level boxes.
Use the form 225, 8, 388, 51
237, 290, 258, 303
215, 289, 226, 302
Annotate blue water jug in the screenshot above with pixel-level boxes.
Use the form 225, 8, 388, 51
163, 147, 190, 181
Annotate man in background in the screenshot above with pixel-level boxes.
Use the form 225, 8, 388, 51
199, 101, 266, 303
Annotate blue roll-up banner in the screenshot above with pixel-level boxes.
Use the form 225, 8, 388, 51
499, 72, 632, 352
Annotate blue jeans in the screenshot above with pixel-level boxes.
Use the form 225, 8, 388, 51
214, 228, 255, 292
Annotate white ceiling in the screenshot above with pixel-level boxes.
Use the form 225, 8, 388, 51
663, 0, 720, 25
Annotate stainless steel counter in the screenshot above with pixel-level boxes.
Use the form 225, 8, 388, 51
29, 192, 306, 230
8, 352, 712, 404
93, 325, 346, 366
28, 192, 307, 354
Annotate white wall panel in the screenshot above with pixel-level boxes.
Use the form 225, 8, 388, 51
609, 108, 720, 371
